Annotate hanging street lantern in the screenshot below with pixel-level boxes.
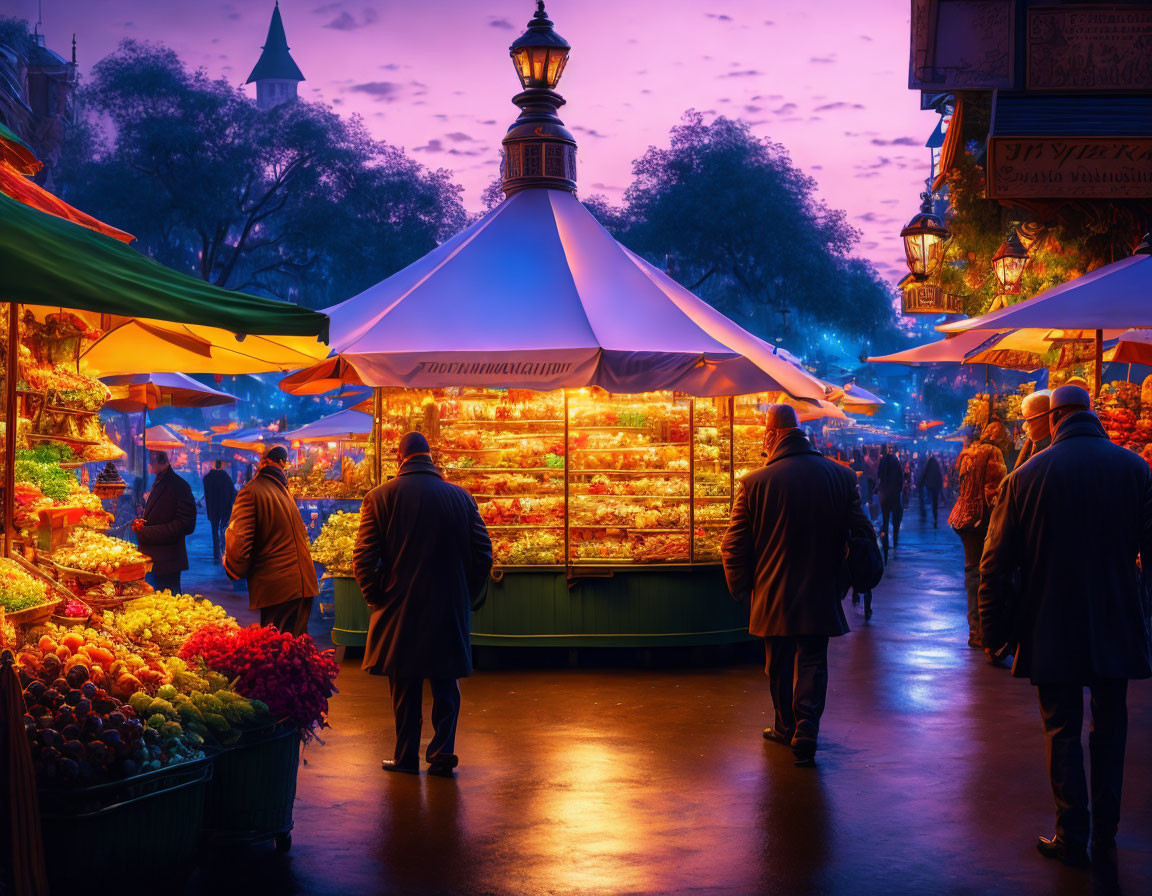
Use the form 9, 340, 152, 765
900, 192, 950, 282
991, 226, 1029, 294
502, 2, 577, 196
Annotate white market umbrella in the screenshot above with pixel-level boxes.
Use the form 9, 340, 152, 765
281, 408, 372, 443
315, 188, 827, 401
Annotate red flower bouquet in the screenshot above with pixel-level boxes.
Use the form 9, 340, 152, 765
180, 624, 339, 740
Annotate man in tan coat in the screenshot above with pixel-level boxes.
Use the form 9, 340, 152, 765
224, 445, 319, 635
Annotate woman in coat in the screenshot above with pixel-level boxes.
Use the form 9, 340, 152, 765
948, 425, 1008, 648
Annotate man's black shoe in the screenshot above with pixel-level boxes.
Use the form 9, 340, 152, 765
763, 727, 794, 746
1036, 835, 1090, 867
427, 754, 459, 778
381, 759, 420, 774
791, 726, 818, 767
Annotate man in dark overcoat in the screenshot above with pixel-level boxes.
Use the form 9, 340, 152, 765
876, 445, 905, 560
917, 453, 944, 528
133, 451, 196, 594
354, 432, 492, 777
722, 405, 877, 766
203, 460, 236, 565
980, 385, 1152, 866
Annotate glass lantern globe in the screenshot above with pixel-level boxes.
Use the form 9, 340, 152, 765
900, 195, 950, 282
510, 2, 570, 90
992, 229, 1029, 294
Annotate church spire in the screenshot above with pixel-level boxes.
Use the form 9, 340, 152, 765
247, 2, 305, 110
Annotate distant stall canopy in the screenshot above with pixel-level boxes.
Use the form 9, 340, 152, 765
281, 408, 372, 443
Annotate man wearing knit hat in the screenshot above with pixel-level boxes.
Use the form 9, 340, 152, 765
1012, 389, 1053, 471
224, 444, 319, 635
722, 405, 877, 766
355, 431, 493, 777
980, 384, 1152, 866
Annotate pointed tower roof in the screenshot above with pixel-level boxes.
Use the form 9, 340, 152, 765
246, 2, 304, 84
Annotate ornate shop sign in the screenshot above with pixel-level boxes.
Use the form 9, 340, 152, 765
1028, 5, 1152, 91
987, 137, 1152, 199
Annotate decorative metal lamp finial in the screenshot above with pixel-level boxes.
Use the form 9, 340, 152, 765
501, 2, 576, 197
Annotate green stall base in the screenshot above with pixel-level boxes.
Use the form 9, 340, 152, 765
471, 565, 751, 647
331, 576, 370, 647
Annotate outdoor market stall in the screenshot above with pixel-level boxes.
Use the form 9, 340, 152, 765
0, 124, 332, 892
293, 4, 834, 648
281, 408, 373, 501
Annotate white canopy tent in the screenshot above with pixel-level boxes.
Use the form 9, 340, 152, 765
312, 188, 828, 401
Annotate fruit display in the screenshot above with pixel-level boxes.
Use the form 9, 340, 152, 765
104, 594, 238, 653
24, 623, 171, 697
492, 530, 564, 565
15, 444, 80, 501
0, 558, 51, 613
57, 598, 91, 619
18, 641, 206, 785
128, 661, 273, 748
180, 624, 340, 741
23, 363, 110, 411
328, 388, 740, 564
310, 511, 361, 577
52, 529, 149, 578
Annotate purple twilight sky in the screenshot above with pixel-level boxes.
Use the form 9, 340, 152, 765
10, 0, 930, 285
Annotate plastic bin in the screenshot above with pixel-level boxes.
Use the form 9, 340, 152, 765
203, 722, 301, 851
39, 756, 213, 889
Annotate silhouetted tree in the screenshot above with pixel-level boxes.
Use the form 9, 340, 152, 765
583, 111, 900, 348
57, 41, 466, 307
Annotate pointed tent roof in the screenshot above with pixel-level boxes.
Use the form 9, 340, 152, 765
318, 187, 828, 400
246, 3, 305, 84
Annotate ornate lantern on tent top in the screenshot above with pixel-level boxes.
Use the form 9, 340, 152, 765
510, 1, 570, 89
502, 2, 577, 196
991, 226, 1029, 294
899, 192, 950, 282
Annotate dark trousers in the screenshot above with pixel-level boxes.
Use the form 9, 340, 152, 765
1037, 680, 1128, 846
147, 571, 181, 595
388, 677, 462, 769
880, 501, 903, 550
926, 488, 940, 527
208, 516, 227, 563
956, 526, 987, 645
764, 636, 830, 741
259, 596, 314, 636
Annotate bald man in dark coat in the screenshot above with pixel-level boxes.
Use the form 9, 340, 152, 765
354, 432, 492, 776
722, 405, 877, 766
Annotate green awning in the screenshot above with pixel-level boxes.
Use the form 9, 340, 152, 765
0, 193, 328, 340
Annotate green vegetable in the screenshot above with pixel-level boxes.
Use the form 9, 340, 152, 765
14, 446, 78, 501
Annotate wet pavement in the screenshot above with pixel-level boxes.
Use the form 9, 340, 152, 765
181, 511, 1152, 895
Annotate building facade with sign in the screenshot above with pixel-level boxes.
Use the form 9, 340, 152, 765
905, 0, 1152, 320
